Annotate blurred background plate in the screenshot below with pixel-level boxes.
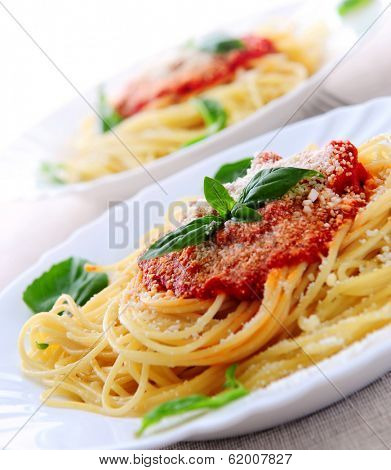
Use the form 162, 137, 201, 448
0, 0, 367, 205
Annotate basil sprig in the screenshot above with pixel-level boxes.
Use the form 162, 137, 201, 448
204, 176, 262, 222
184, 98, 227, 147
214, 157, 252, 184
140, 167, 323, 260
23, 257, 109, 314
136, 364, 247, 436
98, 87, 124, 133
199, 33, 244, 54
338, 0, 372, 16
39, 161, 65, 185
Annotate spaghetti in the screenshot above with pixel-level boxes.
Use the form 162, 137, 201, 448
19, 134, 391, 418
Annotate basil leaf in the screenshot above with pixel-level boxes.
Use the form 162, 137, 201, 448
182, 134, 207, 147
39, 161, 65, 185
140, 215, 224, 260
231, 203, 262, 222
223, 363, 242, 388
36, 342, 49, 350
204, 177, 235, 217
136, 364, 247, 436
23, 257, 109, 314
214, 157, 252, 184
184, 98, 227, 147
338, 0, 372, 16
199, 33, 244, 54
98, 87, 123, 133
195, 98, 227, 129
238, 167, 323, 209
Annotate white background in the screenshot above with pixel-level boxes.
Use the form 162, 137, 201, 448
1, 450, 391, 468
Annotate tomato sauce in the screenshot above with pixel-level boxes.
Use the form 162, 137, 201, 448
139, 141, 369, 300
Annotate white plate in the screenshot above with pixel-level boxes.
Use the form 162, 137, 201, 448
1, 0, 364, 204
1, 97, 391, 450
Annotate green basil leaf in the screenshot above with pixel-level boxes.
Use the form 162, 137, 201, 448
184, 98, 227, 147
182, 134, 207, 147
195, 98, 227, 128
98, 87, 124, 133
231, 203, 262, 222
338, 0, 372, 16
140, 215, 224, 261
223, 363, 241, 388
214, 157, 252, 184
199, 33, 244, 54
136, 395, 208, 437
238, 167, 324, 209
204, 176, 235, 217
36, 342, 49, 350
136, 364, 247, 436
23, 257, 109, 314
39, 161, 65, 185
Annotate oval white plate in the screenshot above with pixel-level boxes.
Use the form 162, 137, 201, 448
1, 97, 391, 450
0, 0, 362, 204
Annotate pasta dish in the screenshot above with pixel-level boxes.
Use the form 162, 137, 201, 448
47, 23, 326, 183
21, 133, 391, 434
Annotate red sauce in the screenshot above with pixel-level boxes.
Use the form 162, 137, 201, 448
139, 141, 369, 300
115, 35, 275, 117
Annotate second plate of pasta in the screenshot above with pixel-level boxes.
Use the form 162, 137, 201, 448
3, 0, 359, 203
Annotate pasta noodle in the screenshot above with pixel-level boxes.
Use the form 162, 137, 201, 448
19, 134, 391, 417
